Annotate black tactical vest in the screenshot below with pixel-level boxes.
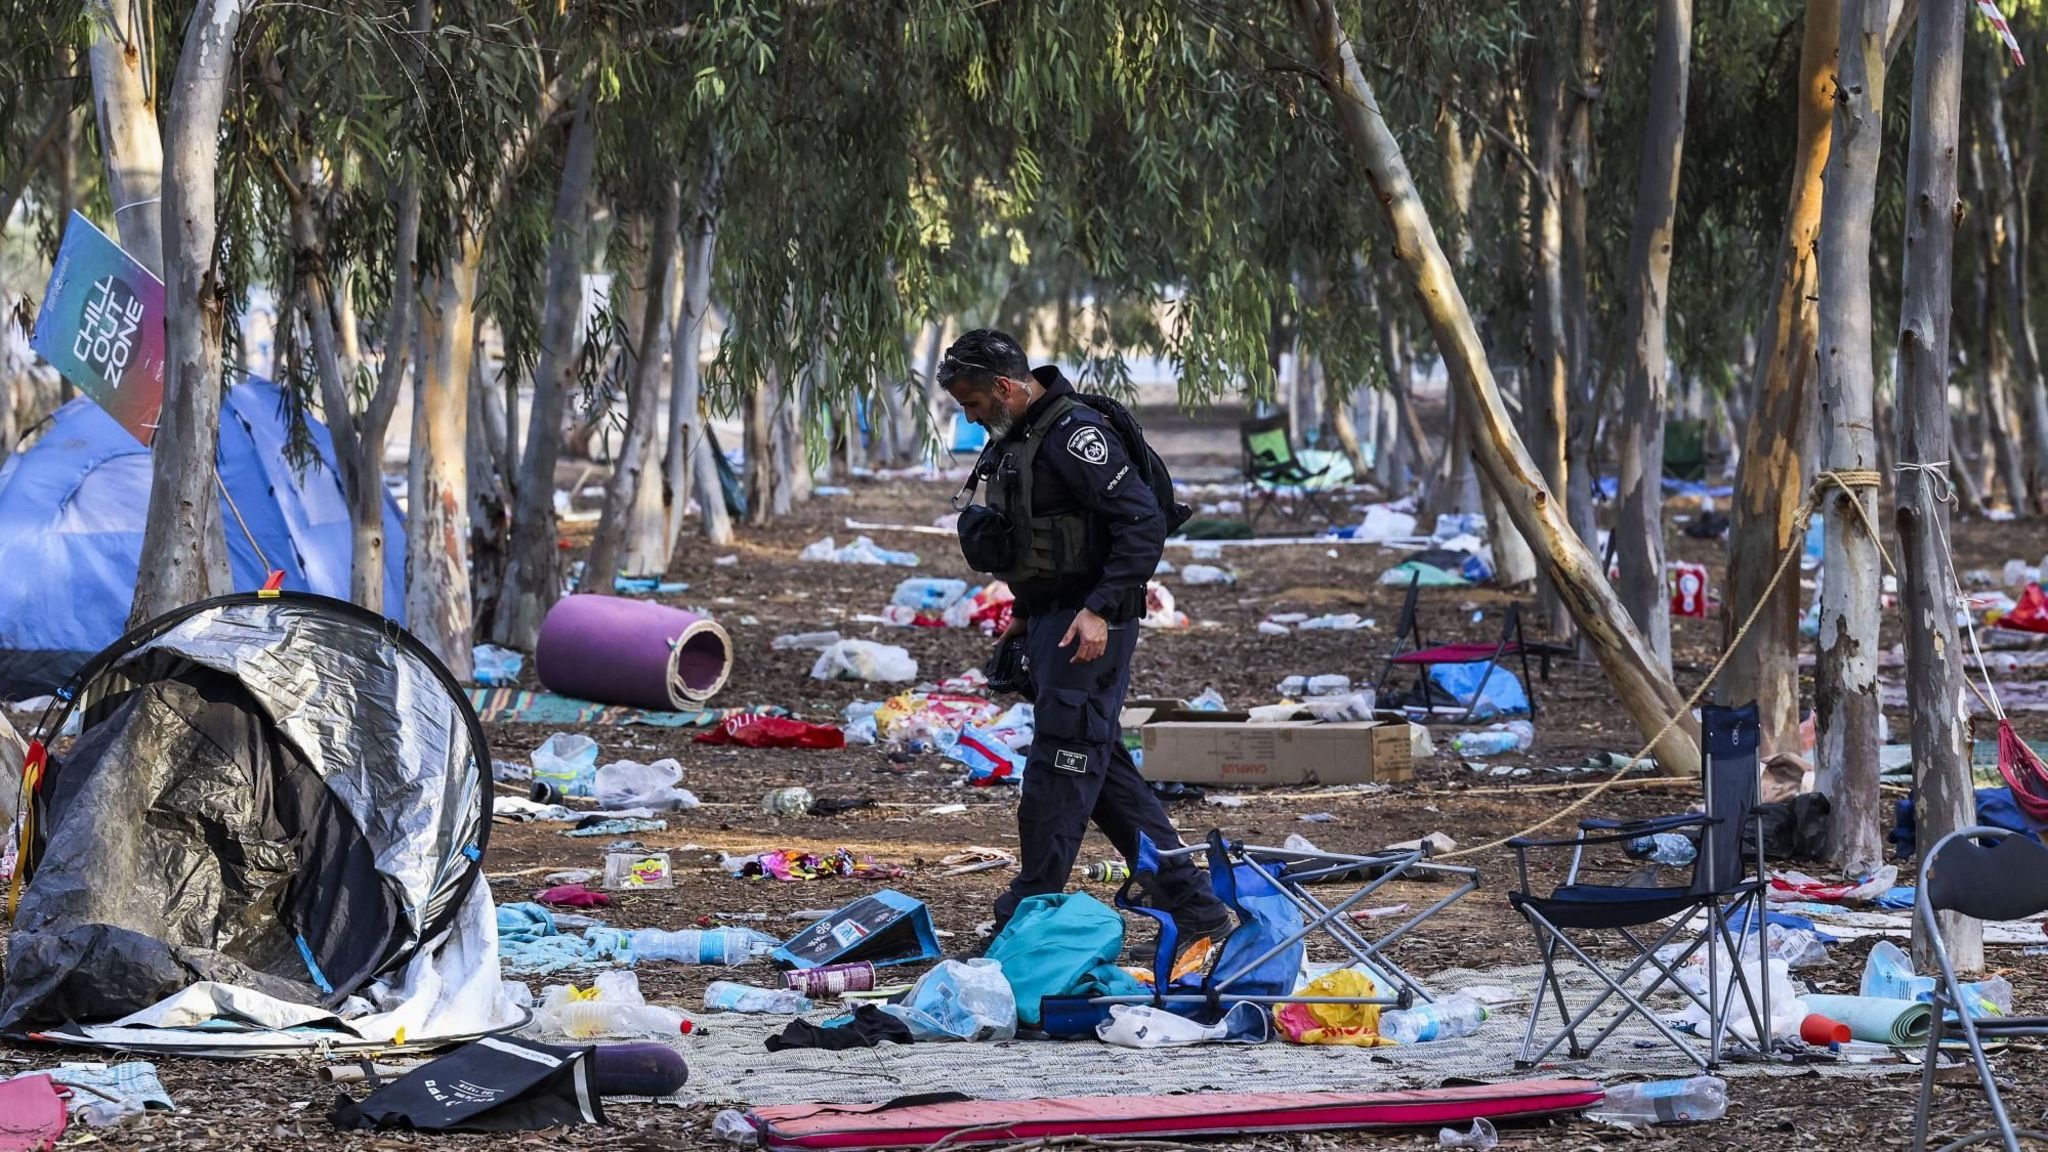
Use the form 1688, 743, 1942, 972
956, 395, 1099, 582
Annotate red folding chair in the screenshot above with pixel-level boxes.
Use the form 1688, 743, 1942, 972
1372, 571, 1563, 722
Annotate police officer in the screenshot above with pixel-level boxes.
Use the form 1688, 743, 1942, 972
940, 328, 1230, 946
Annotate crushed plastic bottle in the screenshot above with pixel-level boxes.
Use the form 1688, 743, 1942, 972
1626, 832, 1698, 866
1379, 994, 1488, 1044
703, 981, 811, 1014
1179, 564, 1236, 585
712, 1109, 760, 1147
1438, 1117, 1498, 1150
1585, 1076, 1727, 1126
771, 631, 842, 652
632, 927, 780, 966
531, 732, 600, 798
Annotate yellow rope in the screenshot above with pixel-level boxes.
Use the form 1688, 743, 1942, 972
1437, 469, 1887, 860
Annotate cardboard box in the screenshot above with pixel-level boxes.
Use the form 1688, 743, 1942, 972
1138, 720, 1414, 786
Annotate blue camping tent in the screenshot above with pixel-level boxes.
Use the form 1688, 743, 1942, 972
0, 378, 405, 697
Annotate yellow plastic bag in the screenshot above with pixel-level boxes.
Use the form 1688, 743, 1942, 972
1274, 968, 1395, 1046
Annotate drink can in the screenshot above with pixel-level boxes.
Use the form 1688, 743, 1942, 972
1084, 861, 1130, 884
786, 961, 877, 997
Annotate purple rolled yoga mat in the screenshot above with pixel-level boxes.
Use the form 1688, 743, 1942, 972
535, 594, 733, 709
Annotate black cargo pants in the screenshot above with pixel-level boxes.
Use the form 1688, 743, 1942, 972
992, 606, 1227, 928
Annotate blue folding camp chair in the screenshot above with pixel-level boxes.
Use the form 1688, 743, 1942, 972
1909, 827, 2048, 1152
1035, 829, 1478, 1037
1508, 703, 1770, 1069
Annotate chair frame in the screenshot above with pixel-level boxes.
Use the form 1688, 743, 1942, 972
1105, 837, 1479, 1011
1507, 705, 1772, 1071
1910, 826, 2048, 1152
1240, 413, 1338, 533
1372, 572, 1559, 722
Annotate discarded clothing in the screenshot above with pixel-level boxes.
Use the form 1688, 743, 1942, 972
0, 1074, 66, 1150
465, 689, 774, 729
763, 1004, 914, 1053
536, 885, 610, 909
564, 818, 668, 838
33, 1063, 174, 1127
332, 1036, 604, 1132
723, 848, 907, 883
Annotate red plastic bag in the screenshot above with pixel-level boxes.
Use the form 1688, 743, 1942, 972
695, 714, 846, 750
2002, 583, 2048, 633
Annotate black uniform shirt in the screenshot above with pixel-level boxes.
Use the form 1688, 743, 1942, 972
1005, 367, 1166, 622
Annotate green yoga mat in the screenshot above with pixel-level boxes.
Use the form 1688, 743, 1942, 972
1802, 995, 1932, 1045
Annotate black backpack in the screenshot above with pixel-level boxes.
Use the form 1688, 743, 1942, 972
1070, 394, 1193, 534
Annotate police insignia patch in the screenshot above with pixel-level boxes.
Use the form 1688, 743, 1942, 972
1066, 425, 1109, 465
1053, 748, 1089, 773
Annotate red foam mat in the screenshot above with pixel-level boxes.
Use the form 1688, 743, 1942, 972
749, 1079, 1605, 1151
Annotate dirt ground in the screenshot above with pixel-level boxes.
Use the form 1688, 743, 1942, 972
6, 402, 2047, 1150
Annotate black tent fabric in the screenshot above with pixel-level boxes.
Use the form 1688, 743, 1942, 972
0, 594, 490, 1035
332, 1036, 605, 1132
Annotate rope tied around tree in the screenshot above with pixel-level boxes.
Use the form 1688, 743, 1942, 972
1436, 468, 1894, 860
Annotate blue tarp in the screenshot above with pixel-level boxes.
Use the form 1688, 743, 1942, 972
0, 378, 404, 697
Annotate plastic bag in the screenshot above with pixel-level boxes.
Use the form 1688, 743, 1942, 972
473, 644, 524, 686
1141, 581, 1189, 629
1670, 955, 1804, 1043
810, 640, 919, 682
1274, 968, 1394, 1046
876, 959, 1016, 1041
532, 732, 600, 798
1095, 1001, 1270, 1048
1863, 939, 2012, 1018
594, 758, 698, 810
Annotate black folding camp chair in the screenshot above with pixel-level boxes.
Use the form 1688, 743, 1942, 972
1909, 827, 2048, 1152
1508, 703, 1770, 1070
1240, 413, 1337, 532
1372, 571, 1561, 722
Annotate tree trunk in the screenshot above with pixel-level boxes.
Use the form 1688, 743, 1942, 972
1562, 0, 1605, 557
1531, 20, 1571, 629
1815, 0, 1905, 875
1723, 0, 1838, 757
1982, 48, 2048, 515
1285, 0, 1701, 776
130, 0, 245, 626
89, 8, 165, 276
493, 102, 598, 648
621, 198, 680, 579
1324, 359, 1368, 473
1896, 0, 1978, 973
918, 320, 946, 465
589, 188, 682, 589
1892, 0, 1974, 971
1613, 0, 1692, 671
407, 238, 482, 680
351, 171, 418, 616
744, 376, 772, 526
1949, 409, 1986, 516
777, 369, 811, 511
667, 147, 731, 550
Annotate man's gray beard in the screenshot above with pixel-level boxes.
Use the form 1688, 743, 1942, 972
983, 408, 1016, 437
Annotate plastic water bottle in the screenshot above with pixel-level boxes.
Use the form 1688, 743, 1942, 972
1585, 1076, 1727, 1126
632, 928, 779, 966
1277, 674, 1352, 697
1451, 730, 1522, 758
891, 578, 969, 612
558, 1001, 691, 1039
1626, 832, 1698, 866
1380, 995, 1488, 1044
704, 981, 811, 1014
771, 631, 841, 652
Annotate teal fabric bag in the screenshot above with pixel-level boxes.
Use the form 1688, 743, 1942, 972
985, 893, 1126, 1027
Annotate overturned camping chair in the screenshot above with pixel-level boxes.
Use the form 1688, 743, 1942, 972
1040, 829, 1478, 1034
1241, 413, 1338, 532
1909, 827, 2048, 1152
1508, 703, 1770, 1070
1373, 570, 1561, 721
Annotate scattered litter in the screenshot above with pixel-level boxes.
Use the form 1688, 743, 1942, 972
537, 883, 610, 907
696, 714, 846, 750
927, 803, 970, 816
472, 644, 524, 686
1450, 720, 1535, 758
602, 852, 673, 890
593, 758, 699, 810
1298, 812, 1337, 823
1585, 1076, 1727, 1126
810, 639, 918, 682
722, 848, 907, 882
614, 576, 688, 595
1298, 613, 1371, 630
771, 630, 841, 651
940, 847, 1015, 875
1179, 564, 1236, 586
799, 535, 919, 567
564, 818, 667, 838
1141, 581, 1189, 630
714, 554, 739, 566
531, 732, 600, 799
1438, 1116, 1498, 1150
762, 787, 814, 817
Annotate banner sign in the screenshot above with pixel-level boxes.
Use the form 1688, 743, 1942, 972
31, 210, 167, 446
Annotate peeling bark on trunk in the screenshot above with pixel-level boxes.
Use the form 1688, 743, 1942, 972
1531, 23, 1571, 628
1815, 0, 1904, 875
1895, 0, 1978, 973
130, 0, 245, 627
494, 103, 598, 647
1982, 50, 2048, 514
621, 198, 680, 579
89, 7, 165, 277
1286, 0, 1700, 776
407, 238, 482, 680
1562, 0, 1605, 556
1614, 0, 1692, 671
588, 189, 681, 589
1723, 0, 1837, 757
666, 148, 731, 551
